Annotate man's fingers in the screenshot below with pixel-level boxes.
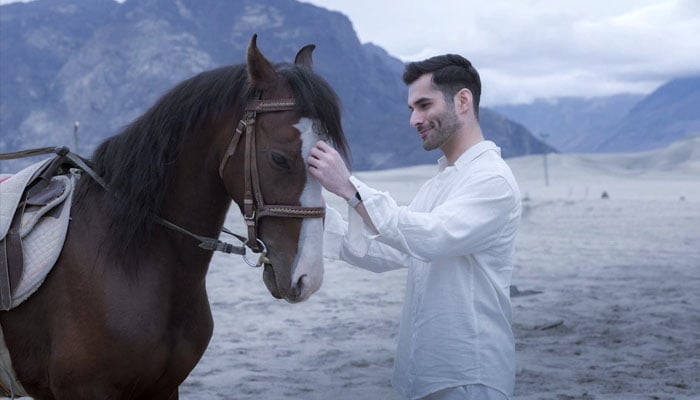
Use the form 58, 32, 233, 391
315, 140, 339, 157
316, 140, 331, 150
309, 145, 324, 159
308, 150, 326, 170
309, 141, 340, 166
308, 140, 347, 190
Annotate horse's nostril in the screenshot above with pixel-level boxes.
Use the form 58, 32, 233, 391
287, 274, 307, 302
294, 275, 306, 294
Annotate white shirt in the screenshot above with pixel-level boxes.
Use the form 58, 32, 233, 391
324, 141, 521, 399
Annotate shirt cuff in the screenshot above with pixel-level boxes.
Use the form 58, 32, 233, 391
348, 175, 376, 205
323, 206, 346, 260
348, 175, 394, 234
344, 176, 383, 255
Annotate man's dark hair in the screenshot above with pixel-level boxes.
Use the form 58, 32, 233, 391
403, 54, 481, 119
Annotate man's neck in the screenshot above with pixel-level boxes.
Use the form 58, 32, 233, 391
442, 125, 485, 165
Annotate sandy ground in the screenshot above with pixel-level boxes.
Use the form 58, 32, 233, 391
174, 137, 700, 399
8, 139, 696, 399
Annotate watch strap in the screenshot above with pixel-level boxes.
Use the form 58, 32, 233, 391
347, 191, 362, 208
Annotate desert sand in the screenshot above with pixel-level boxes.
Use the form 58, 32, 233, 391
9, 137, 700, 400
5, 137, 695, 399
168, 138, 697, 398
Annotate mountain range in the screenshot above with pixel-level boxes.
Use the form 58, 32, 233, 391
3, 0, 696, 174
0, 0, 552, 172
597, 76, 700, 152
493, 76, 700, 154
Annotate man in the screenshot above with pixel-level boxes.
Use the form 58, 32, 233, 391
308, 54, 521, 400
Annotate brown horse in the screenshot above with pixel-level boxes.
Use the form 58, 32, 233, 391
0, 35, 349, 399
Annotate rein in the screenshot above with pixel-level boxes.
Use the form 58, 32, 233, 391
0, 146, 249, 258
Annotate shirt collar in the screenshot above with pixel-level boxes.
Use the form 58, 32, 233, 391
437, 140, 501, 171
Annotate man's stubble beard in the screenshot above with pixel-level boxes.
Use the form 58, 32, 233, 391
422, 107, 461, 151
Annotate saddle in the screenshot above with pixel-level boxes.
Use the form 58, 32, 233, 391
0, 155, 79, 311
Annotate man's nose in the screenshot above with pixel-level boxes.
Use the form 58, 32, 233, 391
410, 110, 422, 128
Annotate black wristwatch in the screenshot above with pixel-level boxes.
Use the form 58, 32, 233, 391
347, 191, 362, 208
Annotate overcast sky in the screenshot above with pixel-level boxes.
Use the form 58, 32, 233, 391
303, 0, 700, 105
2, 0, 699, 105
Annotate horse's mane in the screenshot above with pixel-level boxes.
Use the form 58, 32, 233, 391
75, 62, 349, 257
276, 64, 350, 160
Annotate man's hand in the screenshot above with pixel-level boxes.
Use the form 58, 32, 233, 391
308, 140, 356, 200
309, 140, 379, 234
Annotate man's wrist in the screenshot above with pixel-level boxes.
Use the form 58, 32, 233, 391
346, 190, 362, 208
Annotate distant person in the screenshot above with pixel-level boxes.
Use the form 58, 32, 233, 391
308, 54, 522, 400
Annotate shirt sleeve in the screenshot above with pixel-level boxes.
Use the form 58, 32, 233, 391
340, 202, 411, 272
322, 205, 347, 260
322, 193, 410, 273
353, 173, 518, 263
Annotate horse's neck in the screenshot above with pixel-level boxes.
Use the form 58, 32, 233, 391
152, 132, 232, 257
163, 168, 231, 239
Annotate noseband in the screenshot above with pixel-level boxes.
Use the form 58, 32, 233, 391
218, 95, 326, 263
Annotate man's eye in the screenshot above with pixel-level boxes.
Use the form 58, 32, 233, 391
271, 152, 291, 170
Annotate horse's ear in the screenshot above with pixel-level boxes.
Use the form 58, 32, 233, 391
294, 44, 316, 70
247, 34, 278, 89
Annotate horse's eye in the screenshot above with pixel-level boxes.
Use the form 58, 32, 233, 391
271, 152, 291, 170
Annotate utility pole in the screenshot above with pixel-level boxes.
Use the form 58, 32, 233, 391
73, 121, 80, 154
540, 133, 549, 187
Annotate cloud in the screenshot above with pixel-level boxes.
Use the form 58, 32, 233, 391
4, 0, 699, 104
306, 0, 700, 104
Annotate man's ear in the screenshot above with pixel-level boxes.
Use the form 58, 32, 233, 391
455, 88, 473, 116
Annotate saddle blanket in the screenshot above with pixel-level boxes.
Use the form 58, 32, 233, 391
0, 325, 28, 397
0, 158, 80, 397
1, 158, 79, 308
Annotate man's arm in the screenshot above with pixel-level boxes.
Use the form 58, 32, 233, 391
323, 205, 408, 272
308, 140, 377, 234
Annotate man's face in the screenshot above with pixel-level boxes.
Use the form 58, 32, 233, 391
407, 74, 461, 151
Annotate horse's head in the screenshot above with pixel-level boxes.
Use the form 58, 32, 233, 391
220, 35, 348, 303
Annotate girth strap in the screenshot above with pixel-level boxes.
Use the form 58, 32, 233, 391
0, 209, 23, 310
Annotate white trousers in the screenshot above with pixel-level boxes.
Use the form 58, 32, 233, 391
418, 384, 509, 400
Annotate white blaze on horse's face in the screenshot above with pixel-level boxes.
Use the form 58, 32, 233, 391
292, 118, 324, 301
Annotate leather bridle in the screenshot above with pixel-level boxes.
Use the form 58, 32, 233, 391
218, 94, 326, 262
